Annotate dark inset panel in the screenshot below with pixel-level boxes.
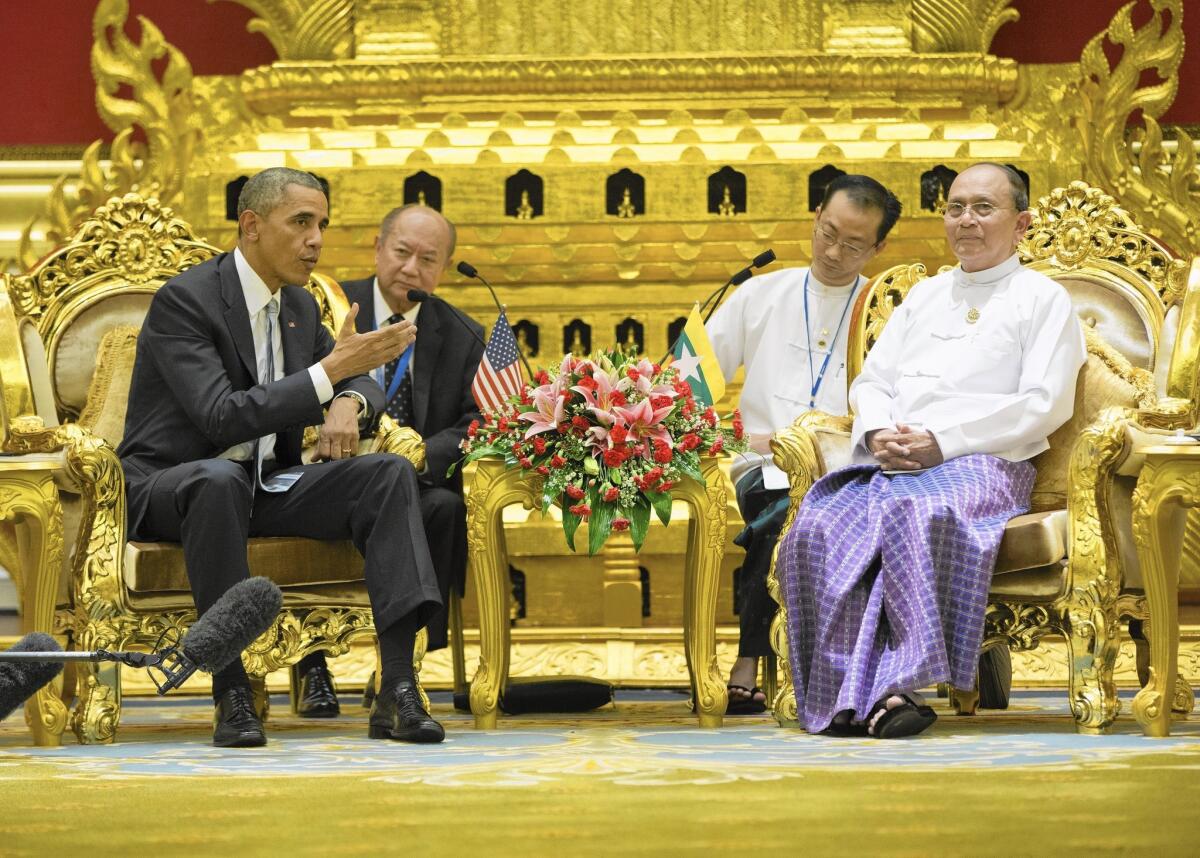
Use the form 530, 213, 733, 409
606, 167, 645, 217
708, 165, 747, 215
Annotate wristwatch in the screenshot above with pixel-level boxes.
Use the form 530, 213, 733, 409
333, 390, 370, 420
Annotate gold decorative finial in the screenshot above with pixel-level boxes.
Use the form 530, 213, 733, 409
516, 189, 534, 219
718, 185, 736, 217
617, 187, 636, 218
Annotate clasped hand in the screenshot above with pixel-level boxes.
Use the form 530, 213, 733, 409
867, 424, 943, 471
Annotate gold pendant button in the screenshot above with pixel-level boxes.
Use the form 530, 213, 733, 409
966, 308, 980, 324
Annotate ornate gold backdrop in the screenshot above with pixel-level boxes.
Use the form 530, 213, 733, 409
3, 0, 1198, 690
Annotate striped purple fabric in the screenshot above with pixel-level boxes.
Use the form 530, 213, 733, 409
777, 454, 1036, 733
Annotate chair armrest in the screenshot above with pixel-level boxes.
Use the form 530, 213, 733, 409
367, 415, 426, 472
770, 410, 853, 498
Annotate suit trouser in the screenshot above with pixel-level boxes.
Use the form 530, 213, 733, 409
131, 453, 443, 663
417, 483, 467, 652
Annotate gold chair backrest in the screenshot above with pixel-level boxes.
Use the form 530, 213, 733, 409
4, 194, 220, 421
3, 194, 354, 424
1018, 181, 1184, 373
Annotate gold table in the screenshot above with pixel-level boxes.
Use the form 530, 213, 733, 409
1131, 443, 1200, 738
0, 455, 69, 746
464, 455, 729, 728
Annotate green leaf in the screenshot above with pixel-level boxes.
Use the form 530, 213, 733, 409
629, 499, 651, 551
646, 490, 673, 527
561, 496, 581, 552
677, 453, 703, 484
587, 483, 615, 555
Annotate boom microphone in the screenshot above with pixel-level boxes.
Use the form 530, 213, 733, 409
454, 261, 536, 380
0, 578, 283, 696
0, 633, 64, 722
405, 289, 488, 352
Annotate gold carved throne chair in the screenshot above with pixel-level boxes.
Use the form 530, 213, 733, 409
766, 181, 1194, 735
0, 193, 426, 745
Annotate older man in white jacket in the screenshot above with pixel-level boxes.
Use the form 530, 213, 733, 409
776, 163, 1086, 738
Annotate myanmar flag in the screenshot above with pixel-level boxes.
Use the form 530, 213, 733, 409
670, 303, 725, 408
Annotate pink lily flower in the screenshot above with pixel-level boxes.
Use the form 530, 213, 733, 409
518, 383, 566, 438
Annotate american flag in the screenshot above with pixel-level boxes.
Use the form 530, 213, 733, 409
472, 309, 525, 413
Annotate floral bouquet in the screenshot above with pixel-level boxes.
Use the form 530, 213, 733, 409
459, 349, 748, 554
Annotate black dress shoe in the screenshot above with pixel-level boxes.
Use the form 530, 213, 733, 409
368, 680, 445, 743
296, 664, 341, 718
213, 685, 266, 748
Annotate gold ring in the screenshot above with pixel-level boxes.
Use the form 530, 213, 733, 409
342, 448, 353, 454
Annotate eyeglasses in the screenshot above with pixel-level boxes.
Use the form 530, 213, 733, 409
942, 201, 1013, 220
813, 222, 875, 259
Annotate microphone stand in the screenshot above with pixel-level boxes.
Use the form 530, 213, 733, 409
456, 262, 536, 381
0, 645, 199, 694
659, 249, 776, 365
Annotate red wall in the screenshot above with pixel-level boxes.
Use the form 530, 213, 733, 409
0, 0, 1195, 147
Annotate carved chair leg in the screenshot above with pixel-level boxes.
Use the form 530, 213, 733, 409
761, 652, 778, 705
71, 661, 121, 744
288, 662, 302, 714
1172, 675, 1194, 720
1064, 610, 1120, 734
768, 608, 797, 726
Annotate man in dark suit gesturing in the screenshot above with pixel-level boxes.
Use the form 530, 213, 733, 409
118, 168, 446, 746
293, 204, 484, 717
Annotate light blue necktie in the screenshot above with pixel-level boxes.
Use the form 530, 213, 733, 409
254, 298, 298, 493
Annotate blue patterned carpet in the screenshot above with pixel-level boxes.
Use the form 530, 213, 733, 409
4, 689, 1199, 786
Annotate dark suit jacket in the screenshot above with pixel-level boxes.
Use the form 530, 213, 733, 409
341, 277, 484, 489
119, 252, 383, 533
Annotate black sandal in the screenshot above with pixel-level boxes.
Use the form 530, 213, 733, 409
820, 710, 869, 737
726, 684, 767, 715
868, 694, 937, 739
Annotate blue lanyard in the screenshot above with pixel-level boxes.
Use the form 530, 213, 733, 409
803, 271, 859, 408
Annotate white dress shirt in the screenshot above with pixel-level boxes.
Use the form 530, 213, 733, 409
371, 277, 422, 387
849, 253, 1086, 464
707, 266, 867, 487
220, 248, 335, 462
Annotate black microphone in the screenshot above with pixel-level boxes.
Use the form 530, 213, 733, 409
455, 261, 536, 380
0, 578, 284, 696
660, 249, 776, 363
0, 633, 64, 722
405, 289, 487, 353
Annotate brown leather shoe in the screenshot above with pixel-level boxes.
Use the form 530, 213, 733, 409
296, 663, 340, 719
368, 680, 444, 743
213, 685, 266, 748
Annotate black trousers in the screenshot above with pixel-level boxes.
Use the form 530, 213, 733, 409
418, 483, 467, 651
131, 454, 443, 641
733, 469, 790, 658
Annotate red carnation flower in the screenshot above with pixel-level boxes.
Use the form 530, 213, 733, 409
566, 484, 586, 500
519, 457, 533, 469
569, 503, 591, 518
498, 417, 509, 431
577, 375, 597, 391
532, 436, 548, 455
679, 433, 701, 452
674, 380, 692, 397
653, 439, 673, 464
571, 415, 590, 432
651, 394, 673, 410
550, 455, 566, 468
708, 436, 724, 455
536, 465, 550, 476
610, 424, 628, 445
626, 367, 639, 380
611, 517, 630, 532
468, 419, 480, 437
656, 480, 675, 492
702, 407, 717, 427
610, 391, 627, 407
535, 370, 551, 385
603, 448, 626, 468
603, 486, 620, 502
